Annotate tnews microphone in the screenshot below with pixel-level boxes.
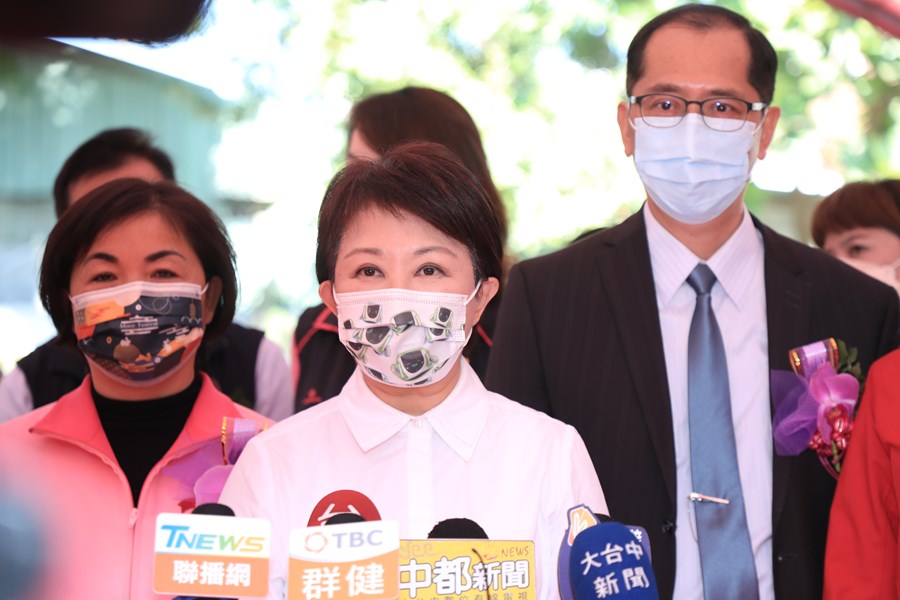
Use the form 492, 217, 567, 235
428, 517, 489, 539
193, 502, 236, 516
569, 521, 659, 599
174, 503, 236, 600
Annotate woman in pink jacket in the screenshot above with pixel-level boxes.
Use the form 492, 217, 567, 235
0, 179, 268, 600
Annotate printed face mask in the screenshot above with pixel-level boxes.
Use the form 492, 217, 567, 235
334, 283, 481, 388
633, 113, 762, 225
70, 281, 207, 386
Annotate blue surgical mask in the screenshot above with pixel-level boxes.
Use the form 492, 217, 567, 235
632, 114, 761, 225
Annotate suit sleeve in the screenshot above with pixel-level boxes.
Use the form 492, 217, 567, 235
484, 262, 552, 415
823, 356, 900, 598
875, 289, 900, 357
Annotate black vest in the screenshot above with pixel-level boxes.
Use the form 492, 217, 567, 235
19, 323, 264, 409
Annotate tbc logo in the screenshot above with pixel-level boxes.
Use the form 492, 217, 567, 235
303, 529, 385, 553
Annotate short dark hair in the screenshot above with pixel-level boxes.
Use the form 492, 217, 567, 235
316, 141, 504, 288
626, 4, 778, 104
53, 127, 176, 218
811, 180, 900, 247
40, 179, 237, 347
349, 86, 508, 249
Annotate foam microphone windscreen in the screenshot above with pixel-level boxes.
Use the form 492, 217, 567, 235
428, 518, 489, 539
192, 502, 236, 516
325, 512, 368, 526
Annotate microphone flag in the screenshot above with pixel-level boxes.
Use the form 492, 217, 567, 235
558, 505, 601, 600
152, 511, 270, 597
288, 520, 400, 600
399, 539, 535, 599
569, 522, 658, 599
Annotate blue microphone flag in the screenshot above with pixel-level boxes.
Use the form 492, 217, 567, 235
569, 521, 658, 599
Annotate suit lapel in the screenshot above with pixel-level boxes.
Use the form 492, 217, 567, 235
598, 211, 677, 506
759, 218, 811, 532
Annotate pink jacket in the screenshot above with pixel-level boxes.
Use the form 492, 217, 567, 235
0, 374, 270, 600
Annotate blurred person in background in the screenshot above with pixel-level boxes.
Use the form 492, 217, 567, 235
293, 86, 508, 411
0, 179, 270, 599
0, 127, 293, 422
812, 179, 900, 296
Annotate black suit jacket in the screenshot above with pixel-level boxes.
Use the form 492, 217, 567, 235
485, 209, 899, 599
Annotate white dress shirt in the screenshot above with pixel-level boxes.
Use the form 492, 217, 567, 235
644, 203, 774, 600
220, 360, 607, 600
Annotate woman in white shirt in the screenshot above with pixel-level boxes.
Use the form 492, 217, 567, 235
220, 142, 606, 599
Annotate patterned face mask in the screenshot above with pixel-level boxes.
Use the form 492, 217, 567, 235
70, 281, 207, 386
334, 283, 481, 388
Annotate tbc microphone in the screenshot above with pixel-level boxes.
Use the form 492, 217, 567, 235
428, 517, 489, 539
308, 489, 381, 526
569, 521, 659, 599
325, 512, 368, 525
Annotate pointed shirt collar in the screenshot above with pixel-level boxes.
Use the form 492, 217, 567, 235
340, 360, 489, 462
644, 203, 763, 308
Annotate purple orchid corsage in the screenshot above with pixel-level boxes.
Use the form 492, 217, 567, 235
771, 338, 862, 480
163, 417, 268, 511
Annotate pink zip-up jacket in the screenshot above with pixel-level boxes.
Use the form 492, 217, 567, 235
0, 373, 271, 600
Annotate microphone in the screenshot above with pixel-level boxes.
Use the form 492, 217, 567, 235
428, 517, 489, 539
192, 502, 235, 516
324, 512, 368, 525
569, 521, 659, 599
308, 489, 381, 526
174, 503, 236, 600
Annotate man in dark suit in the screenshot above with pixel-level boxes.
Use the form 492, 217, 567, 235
485, 5, 899, 599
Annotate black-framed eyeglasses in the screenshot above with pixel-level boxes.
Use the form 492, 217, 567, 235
628, 94, 767, 132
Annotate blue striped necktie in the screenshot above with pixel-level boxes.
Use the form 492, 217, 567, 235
687, 264, 759, 599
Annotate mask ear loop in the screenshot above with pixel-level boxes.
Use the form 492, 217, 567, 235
464, 280, 483, 305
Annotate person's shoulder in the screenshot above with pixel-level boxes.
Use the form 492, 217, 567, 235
483, 389, 577, 438
223, 322, 266, 346
247, 392, 344, 444
513, 213, 640, 275
868, 348, 900, 379
759, 220, 897, 297
0, 402, 60, 438
231, 401, 275, 425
